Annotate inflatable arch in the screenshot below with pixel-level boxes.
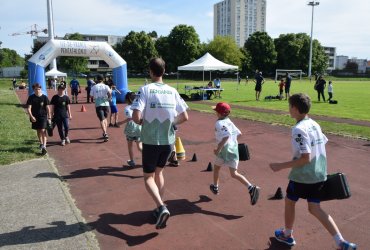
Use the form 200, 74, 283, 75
28, 39, 128, 102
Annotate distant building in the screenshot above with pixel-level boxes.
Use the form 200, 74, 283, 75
0, 66, 23, 78
214, 0, 266, 47
34, 33, 124, 72
335, 55, 349, 70
323, 46, 336, 71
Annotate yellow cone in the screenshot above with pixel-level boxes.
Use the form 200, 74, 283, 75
175, 137, 185, 160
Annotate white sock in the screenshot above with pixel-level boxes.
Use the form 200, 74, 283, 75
284, 229, 293, 236
334, 233, 344, 247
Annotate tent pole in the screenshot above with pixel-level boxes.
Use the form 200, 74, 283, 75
203, 71, 204, 82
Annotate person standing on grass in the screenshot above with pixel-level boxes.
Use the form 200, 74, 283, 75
90, 74, 112, 142
50, 84, 72, 146
26, 83, 51, 155
254, 71, 264, 101
315, 75, 326, 102
328, 81, 333, 102
132, 58, 189, 229
269, 93, 357, 250
209, 102, 260, 206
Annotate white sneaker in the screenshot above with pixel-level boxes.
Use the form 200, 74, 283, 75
65, 137, 70, 144
61, 140, 65, 146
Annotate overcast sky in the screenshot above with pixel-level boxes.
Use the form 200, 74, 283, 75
1, 0, 369, 59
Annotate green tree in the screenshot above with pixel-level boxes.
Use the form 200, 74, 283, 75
275, 33, 328, 74
244, 31, 277, 74
0, 48, 24, 67
344, 61, 358, 74
206, 36, 244, 68
166, 25, 201, 72
58, 33, 88, 75
115, 31, 158, 73
148, 31, 158, 38
155, 36, 170, 64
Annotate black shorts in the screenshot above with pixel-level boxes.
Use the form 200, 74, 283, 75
71, 89, 79, 96
31, 116, 47, 130
285, 85, 290, 93
95, 106, 109, 121
255, 84, 262, 92
142, 144, 172, 173
286, 180, 324, 203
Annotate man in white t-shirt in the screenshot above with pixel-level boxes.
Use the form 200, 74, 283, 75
90, 74, 112, 142
132, 58, 189, 229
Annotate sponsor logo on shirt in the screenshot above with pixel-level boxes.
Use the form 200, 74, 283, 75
149, 89, 172, 95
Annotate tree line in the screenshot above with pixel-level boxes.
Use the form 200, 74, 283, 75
5, 24, 331, 78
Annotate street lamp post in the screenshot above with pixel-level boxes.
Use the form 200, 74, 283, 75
307, 1, 319, 80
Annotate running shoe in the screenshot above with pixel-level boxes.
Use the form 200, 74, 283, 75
249, 185, 260, 205
156, 205, 170, 229
127, 160, 136, 167
61, 140, 65, 146
338, 241, 357, 250
274, 228, 296, 246
65, 137, 71, 144
41, 146, 47, 155
210, 184, 219, 195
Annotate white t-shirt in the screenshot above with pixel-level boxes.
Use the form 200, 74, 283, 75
328, 84, 333, 93
131, 82, 188, 145
288, 118, 328, 184
215, 117, 241, 162
124, 105, 141, 137
90, 83, 110, 107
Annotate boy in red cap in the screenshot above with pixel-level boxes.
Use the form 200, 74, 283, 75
210, 102, 260, 205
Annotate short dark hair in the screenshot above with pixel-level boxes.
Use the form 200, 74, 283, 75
149, 58, 165, 77
289, 93, 311, 114
32, 83, 41, 90
97, 74, 104, 82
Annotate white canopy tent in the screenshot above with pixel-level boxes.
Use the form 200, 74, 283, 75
177, 52, 238, 81
45, 68, 67, 91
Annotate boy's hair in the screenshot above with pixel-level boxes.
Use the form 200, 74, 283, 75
289, 93, 311, 114
32, 83, 41, 90
125, 92, 135, 105
149, 58, 165, 77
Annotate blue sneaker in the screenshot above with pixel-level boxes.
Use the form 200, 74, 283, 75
274, 228, 296, 246
338, 241, 357, 250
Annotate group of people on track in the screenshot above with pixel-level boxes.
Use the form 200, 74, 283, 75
25, 58, 355, 249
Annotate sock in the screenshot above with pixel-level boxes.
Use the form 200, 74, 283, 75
284, 229, 293, 237
334, 234, 344, 247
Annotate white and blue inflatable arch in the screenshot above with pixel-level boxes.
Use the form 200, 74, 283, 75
28, 39, 128, 102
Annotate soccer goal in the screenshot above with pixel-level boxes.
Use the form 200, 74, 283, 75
275, 69, 303, 83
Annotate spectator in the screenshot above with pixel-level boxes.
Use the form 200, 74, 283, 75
315, 75, 326, 102
254, 71, 264, 101
70, 77, 81, 104
285, 72, 292, 100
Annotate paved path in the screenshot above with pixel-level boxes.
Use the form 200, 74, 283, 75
0, 158, 99, 250
9, 89, 370, 249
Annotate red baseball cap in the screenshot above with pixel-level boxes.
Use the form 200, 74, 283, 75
212, 102, 231, 115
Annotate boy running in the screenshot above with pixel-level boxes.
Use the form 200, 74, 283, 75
269, 93, 357, 250
210, 102, 260, 205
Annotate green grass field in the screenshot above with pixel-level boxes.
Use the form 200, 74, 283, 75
0, 76, 369, 166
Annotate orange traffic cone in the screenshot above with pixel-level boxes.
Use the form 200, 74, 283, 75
81, 105, 87, 112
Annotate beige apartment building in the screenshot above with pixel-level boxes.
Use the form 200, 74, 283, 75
214, 0, 266, 47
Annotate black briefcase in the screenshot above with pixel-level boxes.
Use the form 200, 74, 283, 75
238, 143, 250, 161
319, 173, 351, 201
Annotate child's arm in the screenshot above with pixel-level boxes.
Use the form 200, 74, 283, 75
214, 136, 229, 155
269, 153, 310, 172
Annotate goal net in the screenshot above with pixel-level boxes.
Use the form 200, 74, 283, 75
275, 69, 303, 83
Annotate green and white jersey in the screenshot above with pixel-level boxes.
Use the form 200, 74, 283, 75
90, 83, 110, 107
131, 82, 188, 145
215, 117, 241, 162
289, 118, 328, 184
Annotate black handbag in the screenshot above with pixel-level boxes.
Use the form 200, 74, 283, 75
238, 143, 250, 161
319, 173, 351, 201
